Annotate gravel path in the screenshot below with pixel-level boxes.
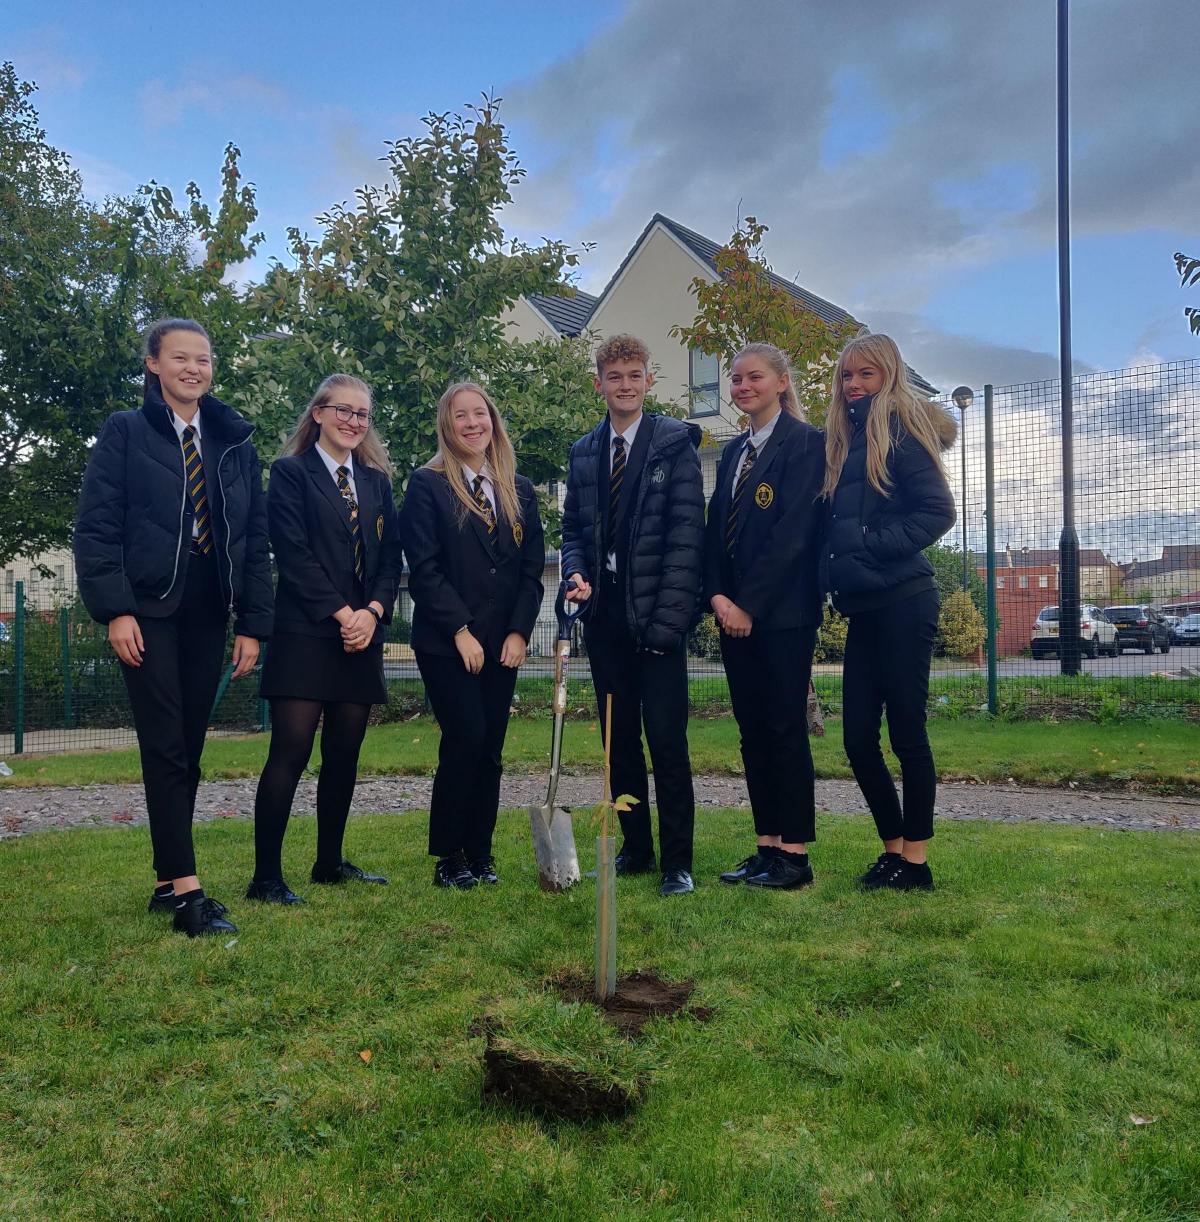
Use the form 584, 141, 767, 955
3, 773, 1199, 840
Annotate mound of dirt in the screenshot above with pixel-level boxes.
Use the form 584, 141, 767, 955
553, 970, 711, 1035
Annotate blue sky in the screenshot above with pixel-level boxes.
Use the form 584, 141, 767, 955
7, 0, 1200, 390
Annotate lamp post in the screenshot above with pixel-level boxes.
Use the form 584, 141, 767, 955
952, 385, 974, 590
1056, 0, 1081, 676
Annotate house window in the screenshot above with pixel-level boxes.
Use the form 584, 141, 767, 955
996, 576, 1005, 589
688, 349, 720, 418
1019, 576, 1028, 589
4, 570, 12, 595
1038, 575, 1048, 588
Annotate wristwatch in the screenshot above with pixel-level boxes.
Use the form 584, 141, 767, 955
367, 606, 383, 623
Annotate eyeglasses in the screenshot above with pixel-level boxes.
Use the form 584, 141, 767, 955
324, 404, 371, 428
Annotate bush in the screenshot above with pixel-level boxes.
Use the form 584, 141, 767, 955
814, 604, 848, 662
688, 613, 722, 660
939, 589, 986, 658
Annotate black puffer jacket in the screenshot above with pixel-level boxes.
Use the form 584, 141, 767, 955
74, 382, 274, 638
822, 395, 957, 616
561, 413, 705, 651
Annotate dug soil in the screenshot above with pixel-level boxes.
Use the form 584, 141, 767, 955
553, 969, 713, 1036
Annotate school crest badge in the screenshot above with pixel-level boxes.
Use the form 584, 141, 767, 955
375, 514, 385, 540
754, 483, 774, 509
513, 522, 524, 547
650, 465, 666, 485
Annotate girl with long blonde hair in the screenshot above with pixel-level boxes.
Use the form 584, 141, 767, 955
401, 382, 545, 888
703, 343, 826, 890
248, 372, 401, 903
821, 334, 957, 891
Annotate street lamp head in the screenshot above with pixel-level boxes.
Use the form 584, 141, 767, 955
952, 385, 974, 410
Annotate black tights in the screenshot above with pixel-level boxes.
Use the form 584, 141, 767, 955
253, 699, 372, 881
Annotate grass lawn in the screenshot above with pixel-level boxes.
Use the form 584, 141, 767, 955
6, 715, 1200, 793
1, 811, 1197, 1218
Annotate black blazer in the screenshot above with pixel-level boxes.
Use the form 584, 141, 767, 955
401, 466, 545, 658
267, 448, 401, 638
703, 412, 825, 630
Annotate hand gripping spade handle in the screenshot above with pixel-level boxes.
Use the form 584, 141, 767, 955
528, 580, 585, 891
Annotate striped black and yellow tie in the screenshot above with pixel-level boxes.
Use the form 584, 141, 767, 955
607, 435, 626, 550
472, 475, 498, 549
181, 426, 213, 555
725, 441, 758, 554
336, 465, 364, 580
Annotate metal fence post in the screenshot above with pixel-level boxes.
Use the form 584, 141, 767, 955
61, 607, 75, 729
259, 696, 270, 733
14, 581, 25, 754
983, 385, 999, 715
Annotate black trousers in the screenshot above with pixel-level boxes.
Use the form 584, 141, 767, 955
584, 591, 695, 873
841, 587, 939, 843
416, 649, 518, 861
119, 550, 228, 879
720, 625, 818, 844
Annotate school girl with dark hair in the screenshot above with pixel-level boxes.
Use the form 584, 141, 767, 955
400, 382, 544, 889
74, 318, 273, 937
704, 343, 825, 889
246, 374, 401, 903
822, 333, 957, 891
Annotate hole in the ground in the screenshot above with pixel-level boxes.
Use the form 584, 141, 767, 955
552, 969, 712, 1036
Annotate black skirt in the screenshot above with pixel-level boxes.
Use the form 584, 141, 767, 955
260, 632, 387, 705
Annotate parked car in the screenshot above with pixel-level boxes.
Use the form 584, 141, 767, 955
1101, 604, 1171, 655
1176, 613, 1200, 644
1163, 614, 1184, 644
1030, 604, 1119, 659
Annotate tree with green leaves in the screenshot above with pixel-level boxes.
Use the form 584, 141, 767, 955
669, 216, 860, 429
133, 141, 266, 409
0, 62, 265, 566
0, 63, 139, 566
248, 96, 583, 486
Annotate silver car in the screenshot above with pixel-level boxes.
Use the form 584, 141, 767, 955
1177, 613, 1200, 644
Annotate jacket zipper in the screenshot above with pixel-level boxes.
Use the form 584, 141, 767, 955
218, 435, 252, 615
159, 441, 189, 601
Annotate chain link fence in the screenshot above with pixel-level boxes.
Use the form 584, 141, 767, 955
3, 358, 1198, 755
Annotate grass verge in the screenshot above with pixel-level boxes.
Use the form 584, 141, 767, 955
6, 716, 1199, 793
1, 811, 1197, 1218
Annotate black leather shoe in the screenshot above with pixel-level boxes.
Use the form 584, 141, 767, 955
245, 878, 305, 904
148, 889, 175, 913
172, 894, 237, 938
745, 853, 814, 890
858, 852, 904, 889
659, 869, 695, 896
151, 890, 227, 915
467, 856, 499, 884
614, 849, 657, 876
876, 858, 934, 892
311, 860, 389, 885
433, 854, 477, 889
719, 850, 772, 885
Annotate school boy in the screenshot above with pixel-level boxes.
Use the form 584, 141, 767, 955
561, 334, 705, 896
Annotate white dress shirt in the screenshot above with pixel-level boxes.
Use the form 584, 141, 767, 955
463, 463, 496, 514
315, 442, 357, 501
732, 408, 781, 486
605, 414, 643, 574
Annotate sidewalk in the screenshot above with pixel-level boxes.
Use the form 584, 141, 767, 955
3, 774, 1198, 840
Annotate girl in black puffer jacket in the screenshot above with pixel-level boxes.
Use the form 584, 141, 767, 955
821, 334, 956, 892
74, 318, 273, 937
